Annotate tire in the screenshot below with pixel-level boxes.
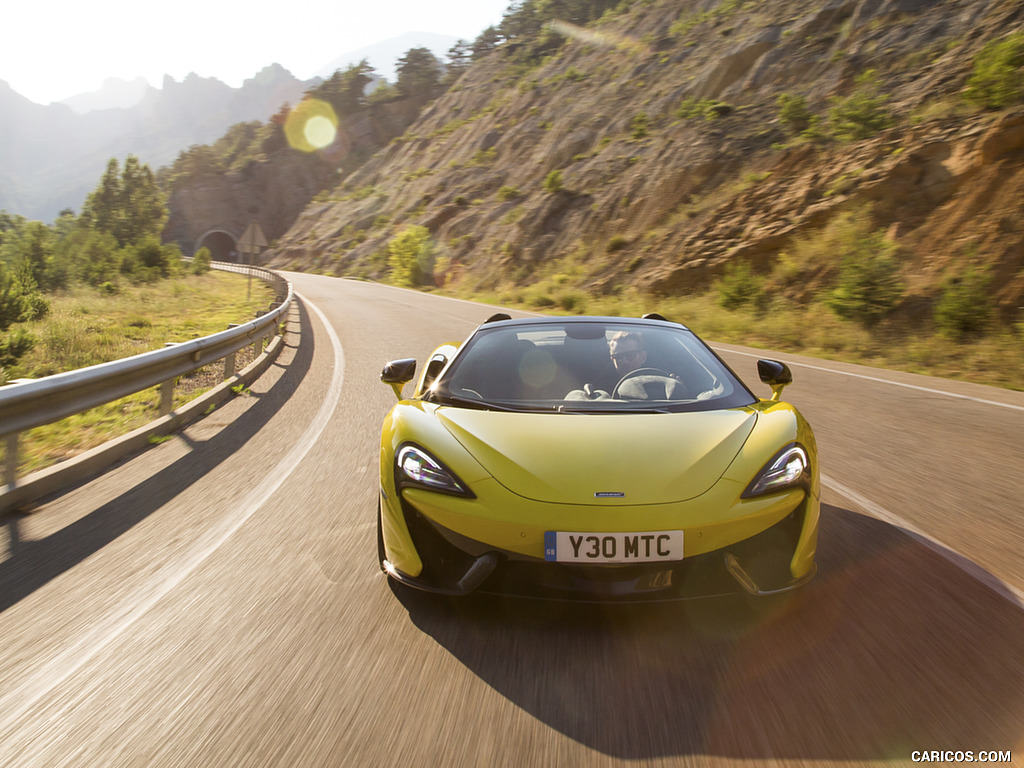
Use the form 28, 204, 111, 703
377, 501, 387, 572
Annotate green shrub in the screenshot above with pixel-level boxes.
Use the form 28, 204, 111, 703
828, 70, 894, 141
192, 246, 212, 275
528, 292, 557, 308
826, 230, 904, 327
676, 98, 733, 120
776, 92, 814, 134
497, 185, 522, 201
717, 261, 763, 310
543, 170, 563, 194
387, 226, 435, 287
558, 292, 587, 313
0, 328, 36, 367
606, 234, 630, 253
934, 266, 993, 340
630, 112, 649, 139
0, 266, 49, 330
962, 32, 1024, 110
472, 148, 497, 164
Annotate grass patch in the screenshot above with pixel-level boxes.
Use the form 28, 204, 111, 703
439, 279, 1023, 391
3, 271, 274, 475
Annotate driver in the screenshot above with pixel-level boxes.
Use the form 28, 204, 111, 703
608, 331, 647, 377
565, 330, 657, 401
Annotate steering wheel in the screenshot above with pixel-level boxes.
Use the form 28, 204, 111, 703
612, 367, 671, 398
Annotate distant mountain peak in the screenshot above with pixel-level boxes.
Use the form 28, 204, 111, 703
59, 76, 151, 114
246, 64, 298, 86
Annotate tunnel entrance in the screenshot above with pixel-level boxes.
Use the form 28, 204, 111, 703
196, 230, 239, 263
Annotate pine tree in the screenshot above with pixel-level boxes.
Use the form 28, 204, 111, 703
396, 48, 443, 101
80, 156, 166, 248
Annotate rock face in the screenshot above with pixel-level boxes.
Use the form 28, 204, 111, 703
164, 98, 425, 261
267, 0, 1024, 316
163, 151, 336, 261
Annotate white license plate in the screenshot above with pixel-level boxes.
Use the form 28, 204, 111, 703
544, 530, 684, 563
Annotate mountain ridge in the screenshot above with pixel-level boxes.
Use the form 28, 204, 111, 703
1, 27, 470, 223
0, 66, 313, 221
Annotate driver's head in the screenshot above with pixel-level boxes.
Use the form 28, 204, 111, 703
609, 332, 646, 374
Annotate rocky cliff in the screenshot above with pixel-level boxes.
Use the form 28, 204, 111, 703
266, 0, 1024, 319
163, 97, 425, 258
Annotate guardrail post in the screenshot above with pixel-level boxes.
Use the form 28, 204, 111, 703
160, 379, 174, 415
225, 324, 239, 378
0, 264, 292, 511
5, 433, 18, 490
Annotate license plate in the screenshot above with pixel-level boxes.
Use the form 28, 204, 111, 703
544, 530, 684, 563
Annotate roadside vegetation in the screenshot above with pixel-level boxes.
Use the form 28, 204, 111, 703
1, 154, 198, 380
4, 272, 273, 475
393, 210, 1024, 390
0, 156, 273, 476
442, 276, 1024, 391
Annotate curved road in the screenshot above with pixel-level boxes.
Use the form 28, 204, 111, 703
1, 273, 1022, 766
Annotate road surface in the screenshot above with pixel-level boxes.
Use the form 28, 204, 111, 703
1, 273, 1021, 766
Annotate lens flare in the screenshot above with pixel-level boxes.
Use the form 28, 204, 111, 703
548, 20, 647, 56
284, 99, 339, 152
304, 115, 337, 149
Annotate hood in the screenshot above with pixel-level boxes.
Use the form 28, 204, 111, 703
435, 408, 756, 505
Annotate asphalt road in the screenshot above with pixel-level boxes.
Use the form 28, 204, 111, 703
1, 273, 1021, 767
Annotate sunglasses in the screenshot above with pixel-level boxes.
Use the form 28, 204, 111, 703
611, 349, 643, 362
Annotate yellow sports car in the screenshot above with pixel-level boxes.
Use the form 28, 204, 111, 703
379, 314, 818, 601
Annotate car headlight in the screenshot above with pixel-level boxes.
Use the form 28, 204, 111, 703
396, 444, 474, 497
742, 444, 810, 498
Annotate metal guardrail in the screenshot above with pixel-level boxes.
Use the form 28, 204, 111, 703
0, 261, 293, 500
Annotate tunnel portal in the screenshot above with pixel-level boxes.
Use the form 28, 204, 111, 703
195, 230, 239, 263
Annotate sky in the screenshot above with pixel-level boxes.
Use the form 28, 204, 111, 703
2, 0, 512, 106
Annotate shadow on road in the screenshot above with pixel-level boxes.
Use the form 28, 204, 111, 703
0, 301, 315, 615
397, 503, 1024, 761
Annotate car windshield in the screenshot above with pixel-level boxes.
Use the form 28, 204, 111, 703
430, 321, 756, 413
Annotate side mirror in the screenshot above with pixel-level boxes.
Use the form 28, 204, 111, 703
414, 344, 458, 397
757, 359, 792, 401
381, 358, 417, 400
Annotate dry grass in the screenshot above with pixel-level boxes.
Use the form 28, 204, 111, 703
3, 272, 274, 476
441, 279, 1024, 391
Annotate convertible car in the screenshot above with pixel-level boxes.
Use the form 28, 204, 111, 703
378, 313, 818, 601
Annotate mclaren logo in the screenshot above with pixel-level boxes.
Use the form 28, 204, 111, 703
594, 491, 625, 498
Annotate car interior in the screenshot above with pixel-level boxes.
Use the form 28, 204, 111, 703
444, 324, 730, 406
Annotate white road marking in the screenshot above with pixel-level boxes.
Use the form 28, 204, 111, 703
822, 472, 1024, 607
712, 345, 1023, 605
715, 346, 1024, 412
0, 294, 345, 736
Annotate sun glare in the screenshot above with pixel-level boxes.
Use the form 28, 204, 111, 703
304, 115, 337, 149
284, 99, 339, 152
548, 20, 646, 56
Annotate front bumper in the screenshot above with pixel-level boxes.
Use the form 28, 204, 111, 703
383, 493, 818, 602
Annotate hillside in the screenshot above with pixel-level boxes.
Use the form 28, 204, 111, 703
266, 0, 1024, 326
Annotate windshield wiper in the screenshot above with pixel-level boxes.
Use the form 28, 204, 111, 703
557, 405, 673, 414
428, 393, 524, 412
